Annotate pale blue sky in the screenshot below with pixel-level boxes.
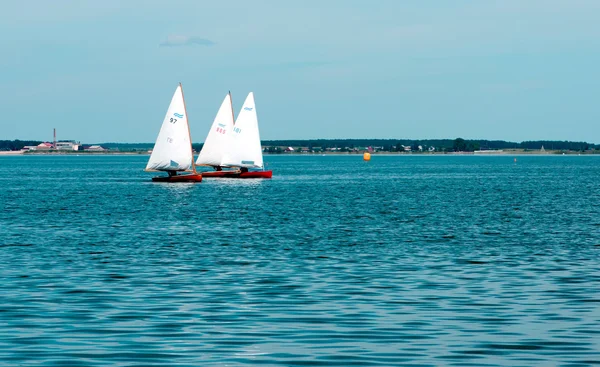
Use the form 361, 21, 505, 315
1, 0, 599, 143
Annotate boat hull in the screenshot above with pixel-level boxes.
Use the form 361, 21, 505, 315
240, 170, 272, 179
151, 174, 203, 183
202, 170, 273, 179
201, 170, 241, 178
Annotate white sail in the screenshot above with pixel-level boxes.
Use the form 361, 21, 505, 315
145, 85, 193, 171
222, 92, 264, 168
196, 93, 234, 166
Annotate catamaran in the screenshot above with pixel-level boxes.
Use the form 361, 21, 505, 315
200, 92, 272, 178
145, 83, 202, 182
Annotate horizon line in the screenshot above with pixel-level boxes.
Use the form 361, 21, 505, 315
9, 138, 598, 145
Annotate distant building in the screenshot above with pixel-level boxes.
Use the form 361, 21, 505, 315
36, 142, 54, 150
56, 140, 80, 151
85, 145, 106, 152
285, 147, 294, 152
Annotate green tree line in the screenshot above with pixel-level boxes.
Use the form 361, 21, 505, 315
2, 139, 598, 152
0, 140, 42, 151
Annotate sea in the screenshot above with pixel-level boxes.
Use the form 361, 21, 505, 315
0, 154, 599, 366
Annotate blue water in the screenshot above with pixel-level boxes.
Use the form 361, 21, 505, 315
1, 155, 599, 366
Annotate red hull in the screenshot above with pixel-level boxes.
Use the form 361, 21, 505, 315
202, 170, 273, 179
239, 170, 272, 179
152, 174, 203, 183
202, 170, 241, 178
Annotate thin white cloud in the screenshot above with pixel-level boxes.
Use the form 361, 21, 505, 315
159, 35, 215, 47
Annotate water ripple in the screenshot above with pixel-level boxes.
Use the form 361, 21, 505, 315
0, 155, 599, 366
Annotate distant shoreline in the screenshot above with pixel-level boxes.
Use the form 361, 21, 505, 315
3, 139, 598, 156
0, 151, 146, 156
2, 150, 599, 156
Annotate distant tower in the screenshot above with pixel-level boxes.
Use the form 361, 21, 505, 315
53, 128, 56, 149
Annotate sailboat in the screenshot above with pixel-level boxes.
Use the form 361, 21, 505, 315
145, 83, 202, 182
201, 92, 272, 179
195, 92, 237, 176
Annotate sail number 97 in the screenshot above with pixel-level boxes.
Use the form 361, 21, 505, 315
170, 118, 177, 124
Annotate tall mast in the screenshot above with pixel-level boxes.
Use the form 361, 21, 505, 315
253, 92, 265, 171
229, 91, 235, 125
180, 82, 197, 174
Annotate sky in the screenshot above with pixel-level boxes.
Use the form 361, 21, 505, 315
1, 0, 599, 143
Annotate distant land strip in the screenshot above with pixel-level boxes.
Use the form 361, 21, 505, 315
1, 139, 599, 154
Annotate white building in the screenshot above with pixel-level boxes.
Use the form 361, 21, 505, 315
56, 140, 80, 151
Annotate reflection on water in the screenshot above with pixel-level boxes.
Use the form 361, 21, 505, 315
150, 181, 198, 192
207, 177, 266, 187
0, 155, 599, 366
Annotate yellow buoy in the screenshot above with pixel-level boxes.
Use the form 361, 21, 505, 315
363, 152, 371, 161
